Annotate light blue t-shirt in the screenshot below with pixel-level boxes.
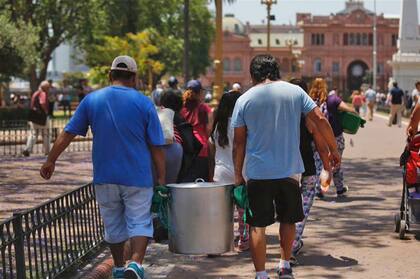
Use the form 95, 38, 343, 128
365, 89, 377, 102
65, 86, 165, 188
231, 81, 317, 180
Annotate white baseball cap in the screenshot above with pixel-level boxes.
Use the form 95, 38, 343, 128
232, 83, 241, 91
111, 55, 137, 73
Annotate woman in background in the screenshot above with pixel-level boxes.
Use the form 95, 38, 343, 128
181, 80, 213, 181
208, 92, 249, 251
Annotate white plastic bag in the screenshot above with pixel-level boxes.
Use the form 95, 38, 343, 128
157, 107, 175, 144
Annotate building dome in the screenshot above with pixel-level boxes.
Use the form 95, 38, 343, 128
223, 14, 246, 35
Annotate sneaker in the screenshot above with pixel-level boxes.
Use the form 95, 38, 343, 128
337, 185, 349, 197
22, 150, 30, 157
289, 255, 299, 266
292, 240, 303, 256
238, 239, 250, 252
255, 276, 270, 279
124, 262, 145, 279
277, 267, 294, 279
112, 267, 125, 279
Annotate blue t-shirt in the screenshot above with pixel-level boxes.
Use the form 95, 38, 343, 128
231, 81, 317, 180
65, 86, 164, 187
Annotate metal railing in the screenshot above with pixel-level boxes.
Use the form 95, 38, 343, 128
0, 119, 92, 157
0, 183, 104, 279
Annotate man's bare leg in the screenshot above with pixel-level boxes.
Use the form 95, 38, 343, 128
110, 241, 125, 267
279, 223, 296, 261
130, 236, 149, 264
250, 226, 267, 271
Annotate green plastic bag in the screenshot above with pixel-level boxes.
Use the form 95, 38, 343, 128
151, 185, 170, 229
232, 185, 253, 238
338, 111, 366, 135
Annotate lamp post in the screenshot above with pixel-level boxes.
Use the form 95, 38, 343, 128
213, 0, 223, 103
373, 0, 377, 91
261, 0, 277, 52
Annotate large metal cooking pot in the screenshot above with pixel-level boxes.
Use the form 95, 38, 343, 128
167, 179, 234, 255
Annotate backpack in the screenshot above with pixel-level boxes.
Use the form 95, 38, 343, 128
28, 92, 47, 125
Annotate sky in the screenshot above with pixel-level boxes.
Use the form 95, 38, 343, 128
207, 0, 418, 25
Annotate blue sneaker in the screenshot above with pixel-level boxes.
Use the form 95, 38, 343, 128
124, 262, 145, 279
112, 267, 125, 279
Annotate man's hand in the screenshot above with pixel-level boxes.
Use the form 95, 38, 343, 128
329, 150, 341, 170
234, 174, 245, 186
40, 161, 55, 180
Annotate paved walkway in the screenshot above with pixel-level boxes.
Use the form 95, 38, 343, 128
0, 152, 92, 221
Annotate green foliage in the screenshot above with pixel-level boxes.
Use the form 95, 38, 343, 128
88, 0, 213, 78
0, 0, 107, 88
0, 13, 38, 81
62, 72, 86, 87
86, 29, 183, 86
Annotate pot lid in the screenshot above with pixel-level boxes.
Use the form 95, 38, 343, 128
167, 179, 233, 189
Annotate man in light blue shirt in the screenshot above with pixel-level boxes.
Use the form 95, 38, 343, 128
232, 54, 340, 279
365, 85, 377, 121
40, 56, 165, 279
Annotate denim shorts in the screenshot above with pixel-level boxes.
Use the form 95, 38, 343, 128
95, 184, 154, 244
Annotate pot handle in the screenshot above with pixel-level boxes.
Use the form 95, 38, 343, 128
195, 178, 205, 183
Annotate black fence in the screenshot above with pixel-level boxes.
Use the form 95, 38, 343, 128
0, 183, 104, 279
0, 119, 92, 157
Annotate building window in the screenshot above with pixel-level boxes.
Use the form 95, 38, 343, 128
356, 33, 361, 45
233, 58, 242, 72
332, 62, 340, 75
377, 63, 384, 75
275, 39, 280, 45
362, 33, 368, 46
343, 33, 348, 45
392, 34, 398, 46
258, 39, 263, 45
349, 33, 355, 45
313, 59, 322, 74
369, 33, 373, 46
311, 33, 325, 46
223, 58, 231, 72
234, 24, 240, 34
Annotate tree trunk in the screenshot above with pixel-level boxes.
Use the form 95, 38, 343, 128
183, 0, 190, 83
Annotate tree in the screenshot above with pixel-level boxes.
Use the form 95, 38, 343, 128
93, 0, 213, 79
0, 13, 38, 82
0, 0, 106, 91
86, 29, 182, 89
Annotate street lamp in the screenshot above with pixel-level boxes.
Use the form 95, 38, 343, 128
261, 0, 277, 52
373, 0, 377, 91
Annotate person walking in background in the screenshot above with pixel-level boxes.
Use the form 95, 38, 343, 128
151, 81, 164, 107
165, 76, 183, 97
365, 85, 377, 121
232, 55, 340, 279
388, 81, 405, 127
40, 56, 165, 279
309, 78, 355, 199
181, 80, 213, 181
208, 92, 249, 252
351, 90, 363, 115
289, 78, 332, 264
22, 80, 51, 157
158, 91, 184, 184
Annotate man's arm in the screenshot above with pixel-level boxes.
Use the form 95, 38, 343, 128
150, 145, 166, 186
407, 103, 420, 137
306, 118, 331, 171
233, 126, 246, 186
306, 107, 341, 168
40, 131, 76, 179
338, 101, 356, 113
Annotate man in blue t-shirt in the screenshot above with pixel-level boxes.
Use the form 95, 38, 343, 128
232, 54, 340, 279
40, 56, 165, 279
388, 81, 405, 127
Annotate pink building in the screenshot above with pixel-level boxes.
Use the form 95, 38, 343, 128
201, 1, 399, 95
